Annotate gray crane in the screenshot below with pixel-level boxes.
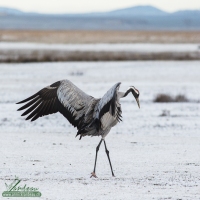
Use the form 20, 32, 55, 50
17, 80, 140, 178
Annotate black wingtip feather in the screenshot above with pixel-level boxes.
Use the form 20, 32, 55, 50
17, 96, 40, 111
31, 117, 38, 122
21, 99, 42, 116
16, 93, 39, 104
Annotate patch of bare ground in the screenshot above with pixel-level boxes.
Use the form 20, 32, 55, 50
0, 30, 200, 44
154, 94, 189, 103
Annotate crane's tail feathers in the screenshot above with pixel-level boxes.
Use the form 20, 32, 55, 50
88, 118, 100, 132
76, 118, 100, 139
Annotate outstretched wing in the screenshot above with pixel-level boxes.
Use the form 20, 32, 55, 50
92, 82, 122, 131
17, 80, 94, 129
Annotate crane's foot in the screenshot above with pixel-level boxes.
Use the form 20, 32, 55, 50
90, 172, 98, 178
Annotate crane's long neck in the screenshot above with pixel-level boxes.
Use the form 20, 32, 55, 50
118, 88, 132, 98
119, 86, 140, 108
124, 88, 132, 97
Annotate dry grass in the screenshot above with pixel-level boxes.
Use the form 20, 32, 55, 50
1, 30, 200, 62
174, 95, 189, 102
0, 30, 200, 44
0, 50, 200, 62
154, 94, 189, 103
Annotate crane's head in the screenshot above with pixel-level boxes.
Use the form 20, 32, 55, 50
129, 86, 140, 108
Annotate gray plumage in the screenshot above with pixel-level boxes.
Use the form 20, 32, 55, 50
17, 80, 124, 139
17, 79, 140, 177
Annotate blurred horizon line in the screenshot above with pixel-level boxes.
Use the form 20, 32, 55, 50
0, 4, 200, 15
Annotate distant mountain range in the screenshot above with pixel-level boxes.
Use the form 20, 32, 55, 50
0, 5, 200, 30
106, 5, 168, 16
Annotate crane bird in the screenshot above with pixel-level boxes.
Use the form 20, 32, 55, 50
17, 80, 140, 178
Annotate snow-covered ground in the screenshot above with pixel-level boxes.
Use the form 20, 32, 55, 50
0, 42, 200, 52
0, 61, 200, 199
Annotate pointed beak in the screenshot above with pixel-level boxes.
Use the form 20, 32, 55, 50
136, 98, 140, 109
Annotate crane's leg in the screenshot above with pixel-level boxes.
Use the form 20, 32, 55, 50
104, 140, 115, 177
90, 139, 103, 178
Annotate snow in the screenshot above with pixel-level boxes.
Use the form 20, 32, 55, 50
0, 42, 199, 52
0, 61, 200, 199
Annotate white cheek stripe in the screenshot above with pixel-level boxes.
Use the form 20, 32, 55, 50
129, 86, 139, 95
134, 89, 139, 95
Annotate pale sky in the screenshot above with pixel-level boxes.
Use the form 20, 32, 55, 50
0, 0, 200, 14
